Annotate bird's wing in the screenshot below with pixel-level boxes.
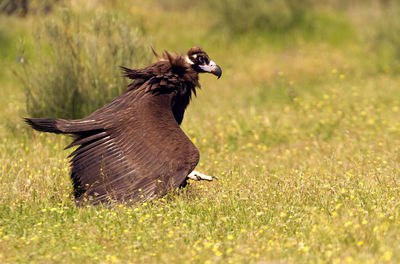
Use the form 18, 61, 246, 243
70, 88, 199, 204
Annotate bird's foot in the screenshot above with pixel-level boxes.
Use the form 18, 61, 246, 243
187, 171, 216, 181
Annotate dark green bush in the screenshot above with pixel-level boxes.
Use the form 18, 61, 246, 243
209, 0, 316, 34
0, 0, 59, 16
372, 2, 400, 73
19, 9, 151, 119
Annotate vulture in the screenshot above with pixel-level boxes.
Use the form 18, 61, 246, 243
25, 46, 222, 204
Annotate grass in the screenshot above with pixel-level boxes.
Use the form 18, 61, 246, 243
1, 1, 400, 263
20, 9, 151, 119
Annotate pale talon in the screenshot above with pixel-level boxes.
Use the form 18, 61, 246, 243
188, 170, 214, 181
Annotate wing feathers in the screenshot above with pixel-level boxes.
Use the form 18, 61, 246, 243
68, 135, 112, 159
65, 130, 108, 149
69, 90, 199, 204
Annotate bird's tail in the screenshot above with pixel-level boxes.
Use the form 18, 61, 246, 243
25, 118, 102, 134
25, 118, 64, 133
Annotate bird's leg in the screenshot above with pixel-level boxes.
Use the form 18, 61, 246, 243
187, 170, 215, 181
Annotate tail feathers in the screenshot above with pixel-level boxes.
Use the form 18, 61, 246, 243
25, 118, 102, 134
25, 118, 63, 133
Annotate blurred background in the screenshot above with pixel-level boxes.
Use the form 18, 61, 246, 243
1, 0, 399, 124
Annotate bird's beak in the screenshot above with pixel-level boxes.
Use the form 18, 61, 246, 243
199, 60, 222, 79
211, 64, 222, 79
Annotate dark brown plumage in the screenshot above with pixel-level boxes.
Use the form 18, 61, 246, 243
25, 46, 222, 204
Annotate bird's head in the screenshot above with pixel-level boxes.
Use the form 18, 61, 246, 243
185, 46, 222, 79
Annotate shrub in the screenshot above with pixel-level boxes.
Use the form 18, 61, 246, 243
372, 2, 400, 73
18, 9, 151, 119
0, 0, 59, 16
208, 0, 316, 34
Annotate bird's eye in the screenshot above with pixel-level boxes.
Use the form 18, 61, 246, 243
198, 56, 205, 63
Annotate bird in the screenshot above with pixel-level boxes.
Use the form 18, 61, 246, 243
25, 46, 222, 204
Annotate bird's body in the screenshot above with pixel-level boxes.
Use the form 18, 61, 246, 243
26, 47, 222, 204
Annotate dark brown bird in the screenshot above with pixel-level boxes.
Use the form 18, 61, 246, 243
25, 46, 222, 204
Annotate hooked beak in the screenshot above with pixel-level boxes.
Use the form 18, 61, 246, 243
199, 60, 222, 79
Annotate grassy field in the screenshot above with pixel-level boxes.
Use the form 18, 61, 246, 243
1, 1, 400, 263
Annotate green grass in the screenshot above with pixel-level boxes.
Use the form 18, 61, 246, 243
1, 1, 400, 263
